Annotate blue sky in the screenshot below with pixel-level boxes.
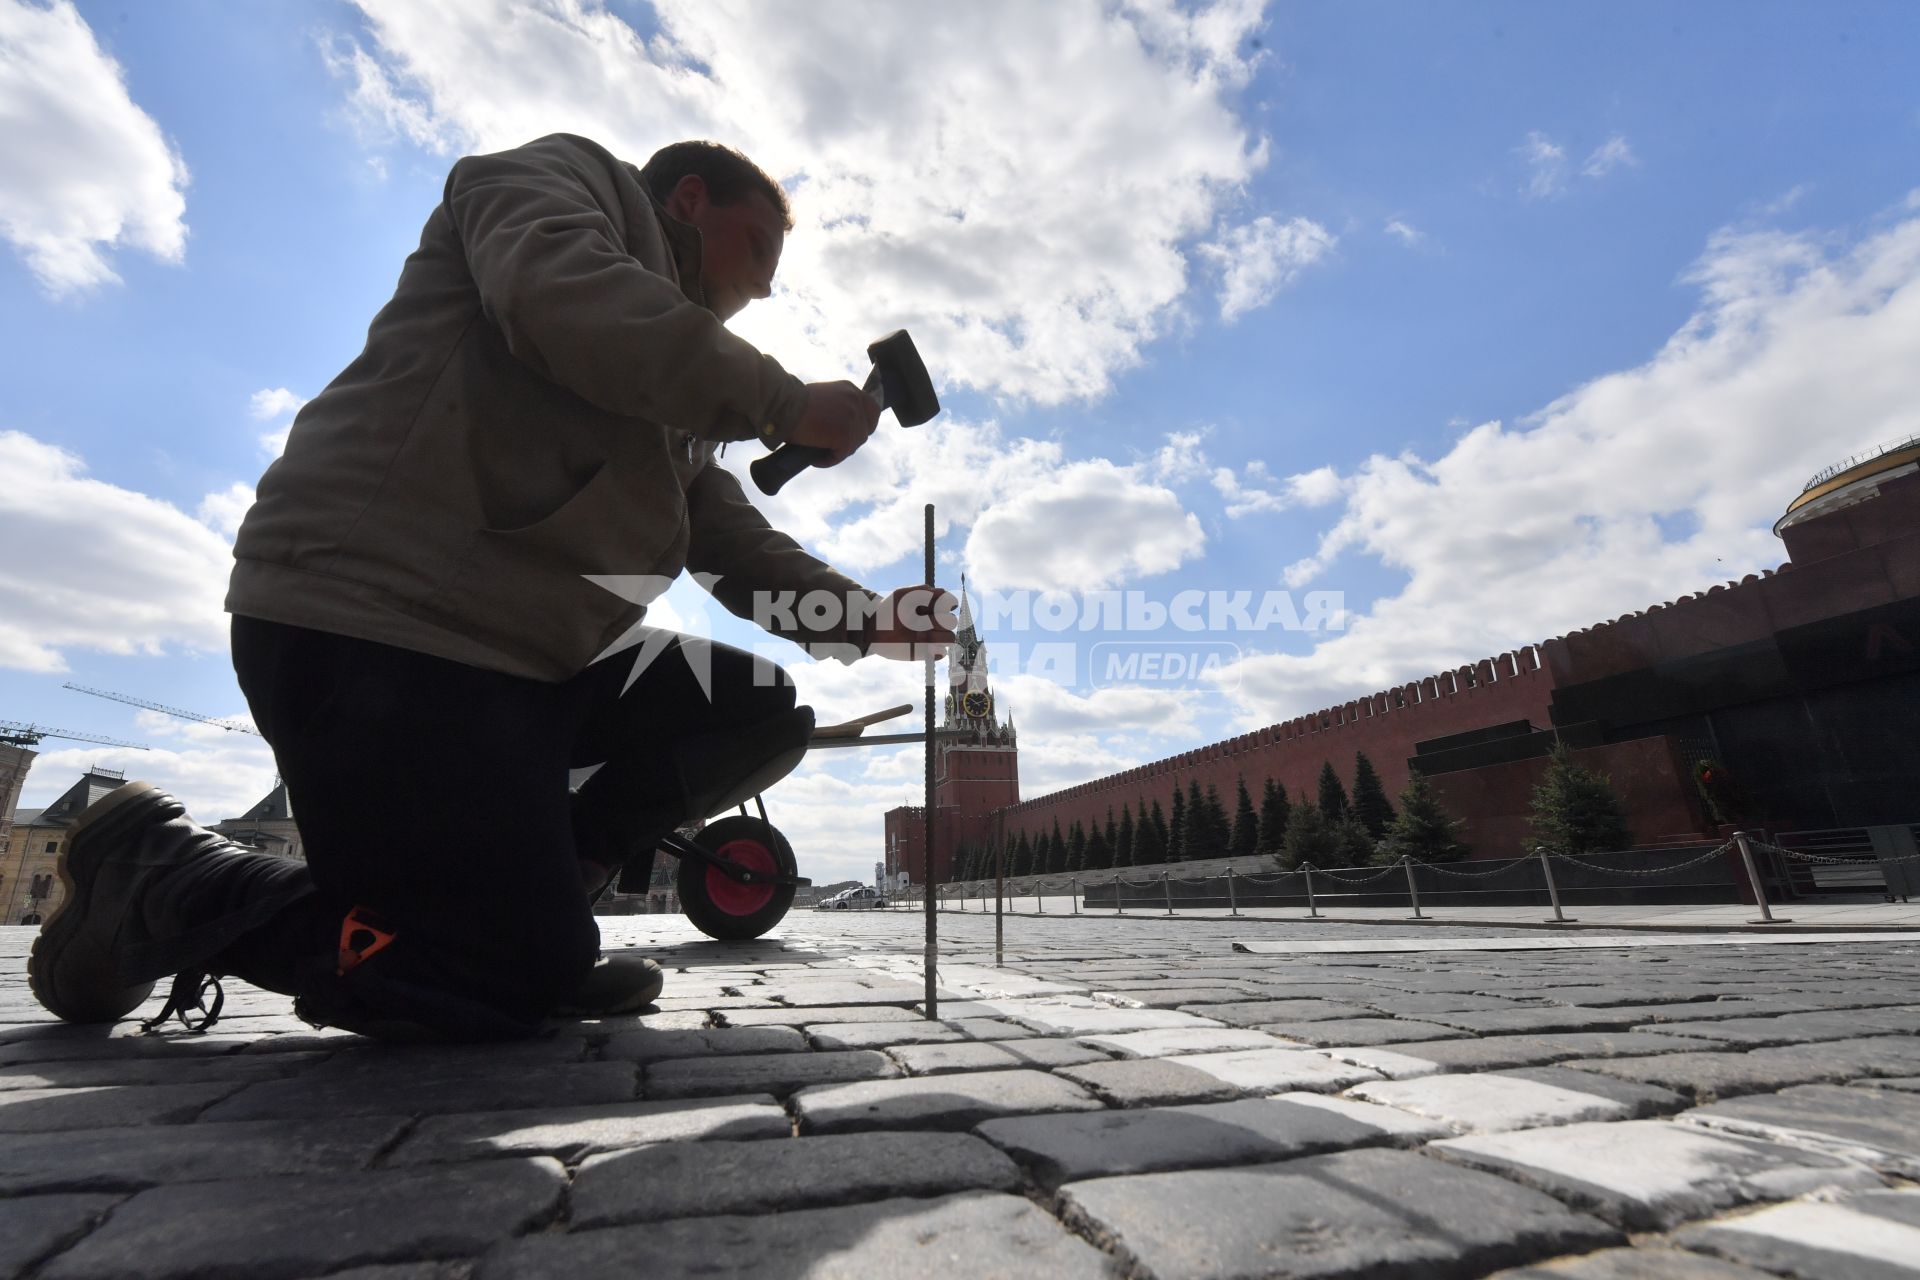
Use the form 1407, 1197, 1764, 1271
4, 1, 1917, 885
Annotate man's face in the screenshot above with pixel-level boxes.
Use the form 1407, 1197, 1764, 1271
678, 181, 787, 323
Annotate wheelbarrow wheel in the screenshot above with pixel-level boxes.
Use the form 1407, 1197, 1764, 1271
677, 815, 798, 941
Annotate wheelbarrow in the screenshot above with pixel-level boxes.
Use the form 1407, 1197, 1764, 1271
615, 703, 962, 940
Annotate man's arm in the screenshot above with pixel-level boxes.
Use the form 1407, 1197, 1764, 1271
444, 134, 807, 443
684, 464, 880, 661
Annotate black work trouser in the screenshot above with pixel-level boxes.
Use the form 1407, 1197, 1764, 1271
228, 615, 795, 1019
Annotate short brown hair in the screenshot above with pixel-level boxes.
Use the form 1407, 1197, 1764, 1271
640, 141, 792, 230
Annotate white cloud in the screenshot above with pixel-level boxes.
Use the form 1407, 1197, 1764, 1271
195, 482, 255, 540
1210, 457, 1345, 518
248, 387, 307, 457
966, 459, 1204, 591
1517, 131, 1567, 200
1221, 202, 1920, 719
1581, 134, 1637, 180
1198, 214, 1336, 320
0, 431, 233, 671
1149, 430, 1211, 484
333, 0, 1268, 403
21, 713, 278, 827
0, 0, 189, 296
1384, 218, 1423, 246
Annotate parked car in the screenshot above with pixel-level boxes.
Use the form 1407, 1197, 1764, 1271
831, 886, 889, 911
815, 889, 854, 910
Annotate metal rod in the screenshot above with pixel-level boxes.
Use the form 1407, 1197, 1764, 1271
1037, 880, 1045, 912
1071, 877, 1079, 914
1539, 846, 1573, 923
1162, 871, 1173, 915
922, 503, 937, 1019
1403, 856, 1424, 920
1226, 866, 1239, 916
1117, 875, 1126, 914
1734, 830, 1788, 923
1304, 864, 1319, 917
994, 837, 1004, 968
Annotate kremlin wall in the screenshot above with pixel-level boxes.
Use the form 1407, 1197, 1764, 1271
890, 438, 1920, 883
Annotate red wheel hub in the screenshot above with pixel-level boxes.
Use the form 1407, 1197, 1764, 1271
705, 838, 777, 916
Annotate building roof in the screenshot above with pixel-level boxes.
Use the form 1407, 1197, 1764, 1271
10, 809, 44, 827
230, 781, 292, 824
29, 769, 129, 829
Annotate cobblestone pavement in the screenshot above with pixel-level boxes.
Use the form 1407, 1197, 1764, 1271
4, 910, 1919, 1279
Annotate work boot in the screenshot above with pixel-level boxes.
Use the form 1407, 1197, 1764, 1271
29, 781, 314, 1026
552, 950, 665, 1017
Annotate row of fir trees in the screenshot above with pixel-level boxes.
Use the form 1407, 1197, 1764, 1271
948, 743, 1634, 883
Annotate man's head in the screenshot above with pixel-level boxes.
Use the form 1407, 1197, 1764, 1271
641, 141, 791, 322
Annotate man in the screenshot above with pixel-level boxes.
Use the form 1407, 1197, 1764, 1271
30, 133, 951, 1040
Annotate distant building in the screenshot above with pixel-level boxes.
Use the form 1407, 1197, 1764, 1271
1, 767, 129, 924
209, 781, 304, 861
921, 438, 1920, 871
0, 743, 35, 867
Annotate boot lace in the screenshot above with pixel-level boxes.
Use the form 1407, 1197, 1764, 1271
141, 972, 226, 1034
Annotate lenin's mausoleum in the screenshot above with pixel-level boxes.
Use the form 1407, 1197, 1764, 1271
888, 437, 1920, 883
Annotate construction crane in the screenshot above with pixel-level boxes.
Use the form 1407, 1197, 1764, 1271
0, 722, 150, 751
62, 684, 261, 736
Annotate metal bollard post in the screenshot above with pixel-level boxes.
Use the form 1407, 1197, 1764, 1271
1071, 877, 1080, 915
1117, 877, 1126, 914
1162, 871, 1174, 916
1538, 847, 1574, 923
1303, 864, 1319, 918
1734, 831, 1789, 924
1226, 866, 1239, 916
1403, 856, 1425, 920
1036, 881, 1044, 913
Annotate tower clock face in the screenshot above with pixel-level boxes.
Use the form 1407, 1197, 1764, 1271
963, 689, 992, 718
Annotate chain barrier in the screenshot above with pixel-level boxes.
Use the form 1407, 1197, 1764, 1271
1310, 863, 1401, 885
1237, 872, 1299, 886
1421, 856, 1535, 880
1548, 842, 1733, 877
1749, 838, 1920, 866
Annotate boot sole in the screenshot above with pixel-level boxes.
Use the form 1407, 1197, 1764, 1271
27, 781, 175, 1022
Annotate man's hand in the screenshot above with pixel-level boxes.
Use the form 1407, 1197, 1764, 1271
861, 585, 957, 662
790, 381, 881, 464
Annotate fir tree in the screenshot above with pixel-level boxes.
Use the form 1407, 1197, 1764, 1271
1167, 787, 1187, 862
1528, 743, 1632, 854
1350, 752, 1396, 839
1104, 808, 1119, 862
1183, 780, 1206, 858
1384, 769, 1471, 863
1010, 831, 1032, 878
1230, 777, 1260, 858
1085, 822, 1111, 871
1317, 761, 1350, 823
1201, 782, 1231, 859
1068, 820, 1088, 872
1138, 800, 1168, 865
1048, 818, 1068, 874
1257, 779, 1291, 855
1117, 804, 1136, 866
1281, 794, 1339, 869
1334, 816, 1377, 867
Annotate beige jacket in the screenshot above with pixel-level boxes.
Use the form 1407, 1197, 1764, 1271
229, 134, 876, 681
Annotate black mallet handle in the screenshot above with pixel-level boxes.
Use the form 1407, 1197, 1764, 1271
751, 370, 884, 497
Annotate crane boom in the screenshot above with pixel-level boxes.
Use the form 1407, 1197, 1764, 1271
0, 721, 150, 750
62, 684, 261, 736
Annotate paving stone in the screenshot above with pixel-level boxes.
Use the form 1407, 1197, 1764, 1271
40, 1158, 566, 1280
749, 981, 929, 1005
1485, 1248, 1780, 1279
793, 1067, 1102, 1134
599, 1025, 805, 1062
387, 1095, 789, 1166
886, 1038, 1109, 1075
1495, 1067, 1689, 1117
995, 1002, 1224, 1035
1105, 986, 1271, 1008
202, 1061, 636, 1121
1164, 1047, 1381, 1094
1430, 1119, 1885, 1230
0, 1052, 327, 1091
0, 1116, 404, 1193
0, 1032, 256, 1066
977, 1095, 1427, 1189
716, 1004, 923, 1027
1421, 1006, 1656, 1034
1076, 1026, 1285, 1058
476, 1190, 1111, 1279
571, 1131, 1021, 1225
1674, 1190, 1920, 1279
1335, 1031, 1725, 1076
0, 1193, 120, 1277
1060, 1146, 1619, 1279
1349, 1072, 1639, 1133
1055, 1057, 1245, 1106
1354, 992, 1527, 1015
0, 1082, 242, 1132
1265, 1091, 1456, 1143
1652, 1009, 1920, 1047
1187, 999, 1377, 1026
1851, 1075, 1920, 1093
806, 1020, 970, 1050
1561, 1040, 1920, 1103
945, 1018, 1034, 1039
645, 1049, 898, 1099
1258, 1017, 1471, 1047
1680, 1083, 1920, 1176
